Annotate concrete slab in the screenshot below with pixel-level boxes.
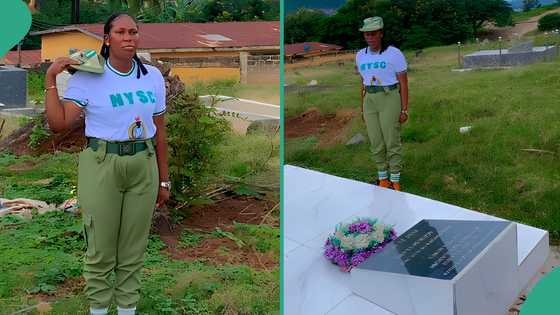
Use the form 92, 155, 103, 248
283, 165, 549, 315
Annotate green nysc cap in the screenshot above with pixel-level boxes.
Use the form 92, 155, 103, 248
68, 48, 105, 74
359, 16, 384, 32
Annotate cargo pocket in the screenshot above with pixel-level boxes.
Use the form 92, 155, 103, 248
83, 214, 96, 257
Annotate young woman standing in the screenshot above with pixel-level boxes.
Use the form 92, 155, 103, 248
356, 16, 409, 191
44, 13, 170, 315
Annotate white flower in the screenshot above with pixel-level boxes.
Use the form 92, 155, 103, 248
374, 223, 386, 242
340, 236, 354, 250
353, 234, 371, 249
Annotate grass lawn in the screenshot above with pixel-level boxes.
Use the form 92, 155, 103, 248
0, 126, 279, 314
285, 43, 560, 242
512, 4, 560, 23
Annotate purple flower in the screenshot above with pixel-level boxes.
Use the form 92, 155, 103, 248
351, 251, 373, 267
348, 222, 372, 234
324, 220, 398, 272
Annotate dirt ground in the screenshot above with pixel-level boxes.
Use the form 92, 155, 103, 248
285, 53, 355, 70
285, 107, 356, 147
487, 8, 560, 40
0, 119, 85, 156
158, 196, 279, 270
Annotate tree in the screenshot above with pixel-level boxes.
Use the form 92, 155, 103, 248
285, 8, 327, 44
198, 0, 278, 22
284, 0, 512, 50
464, 0, 512, 34
523, 0, 540, 12
538, 12, 560, 31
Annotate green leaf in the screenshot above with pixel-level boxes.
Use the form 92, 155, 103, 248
233, 184, 262, 198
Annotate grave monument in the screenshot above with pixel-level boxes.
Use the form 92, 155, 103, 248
352, 219, 518, 315
0, 64, 27, 108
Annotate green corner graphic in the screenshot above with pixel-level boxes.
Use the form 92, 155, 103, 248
0, 0, 32, 58
520, 267, 559, 314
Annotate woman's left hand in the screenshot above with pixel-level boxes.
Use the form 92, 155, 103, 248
399, 112, 408, 124
156, 187, 170, 208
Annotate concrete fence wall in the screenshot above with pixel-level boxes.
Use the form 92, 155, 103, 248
463, 46, 559, 68
161, 52, 280, 84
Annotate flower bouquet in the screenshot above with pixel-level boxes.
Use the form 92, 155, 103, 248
324, 217, 397, 272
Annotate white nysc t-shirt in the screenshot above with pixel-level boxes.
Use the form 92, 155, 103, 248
355, 45, 407, 86
63, 59, 166, 141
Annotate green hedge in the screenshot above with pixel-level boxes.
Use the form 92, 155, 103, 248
538, 13, 560, 31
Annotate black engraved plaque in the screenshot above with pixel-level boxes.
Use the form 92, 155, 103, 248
355, 219, 511, 280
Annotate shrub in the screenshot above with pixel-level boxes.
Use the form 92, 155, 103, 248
538, 13, 560, 31
28, 114, 51, 148
166, 92, 230, 202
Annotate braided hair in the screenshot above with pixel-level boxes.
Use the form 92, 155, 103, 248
100, 12, 148, 79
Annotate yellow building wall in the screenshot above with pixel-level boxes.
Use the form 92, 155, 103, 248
171, 67, 240, 84
40, 32, 248, 84
41, 32, 102, 62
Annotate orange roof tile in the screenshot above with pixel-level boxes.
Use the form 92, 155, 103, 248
2, 50, 42, 67
285, 42, 343, 57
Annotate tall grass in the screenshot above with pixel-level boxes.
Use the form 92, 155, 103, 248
27, 71, 45, 105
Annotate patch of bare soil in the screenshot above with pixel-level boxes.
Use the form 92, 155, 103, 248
158, 196, 279, 270
285, 53, 355, 70
164, 236, 278, 271
0, 118, 86, 156
285, 107, 356, 147
31, 277, 84, 302
6, 160, 37, 172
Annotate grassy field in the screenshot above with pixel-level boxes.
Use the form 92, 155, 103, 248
0, 125, 279, 313
285, 43, 560, 242
512, 4, 560, 23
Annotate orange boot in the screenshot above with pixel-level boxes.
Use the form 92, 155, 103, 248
391, 182, 401, 191
376, 179, 392, 188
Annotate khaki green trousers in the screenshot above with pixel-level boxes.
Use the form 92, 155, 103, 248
363, 88, 403, 174
78, 140, 158, 309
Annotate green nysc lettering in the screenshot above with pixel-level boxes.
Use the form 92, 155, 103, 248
110, 94, 124, 107
360, 61, 387, 71
110, 90, 156, 107
136, 90, 149, 104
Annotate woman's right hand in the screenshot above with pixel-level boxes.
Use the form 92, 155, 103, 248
46, 57, 81, 78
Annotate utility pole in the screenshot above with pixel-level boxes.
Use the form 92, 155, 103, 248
498, 36, 502, 67
17, 41, 22, 68
457, 42, 462, 68
71, 0, 80, 24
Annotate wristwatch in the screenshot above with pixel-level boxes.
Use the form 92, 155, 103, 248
401, 109, 409, 115
160, 181, 171, 191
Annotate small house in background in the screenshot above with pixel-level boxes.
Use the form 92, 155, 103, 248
30, 21, 280, 84
285, 42, 343, 63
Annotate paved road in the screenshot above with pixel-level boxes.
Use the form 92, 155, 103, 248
199, 95, 280, 121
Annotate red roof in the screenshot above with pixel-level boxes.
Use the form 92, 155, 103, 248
34, 21, 280, 50
285, 42, 343, 57
2, 50, 41, 67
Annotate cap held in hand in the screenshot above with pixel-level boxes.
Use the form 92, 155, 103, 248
68, 49, 105, 74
